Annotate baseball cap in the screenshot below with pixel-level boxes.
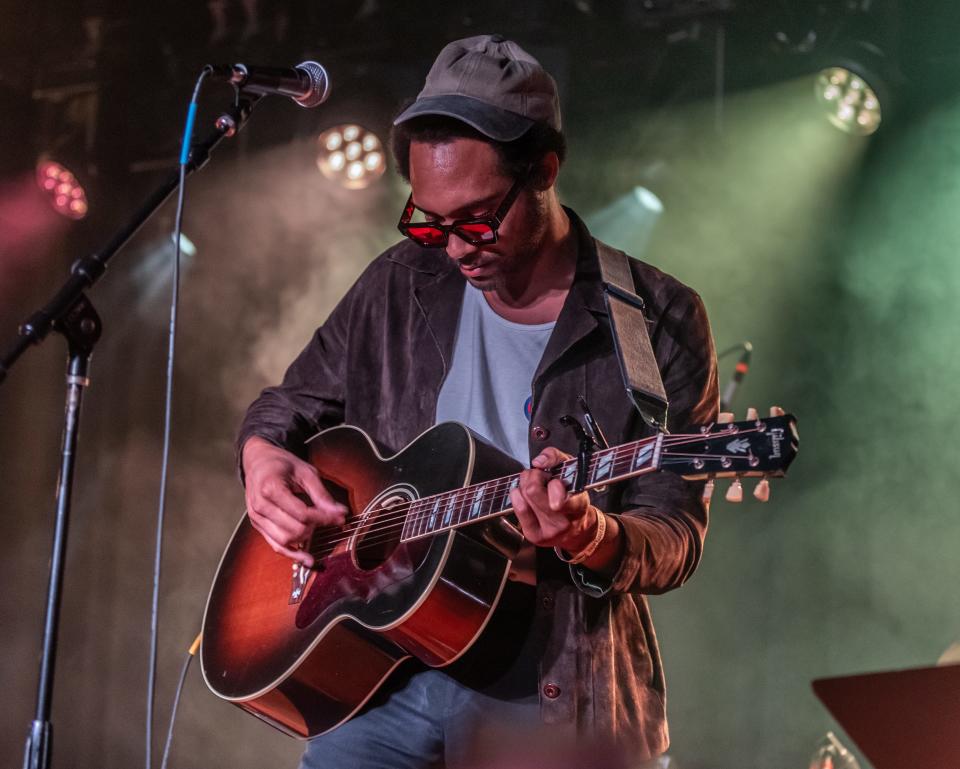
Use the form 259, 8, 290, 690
393, 34, 561, 142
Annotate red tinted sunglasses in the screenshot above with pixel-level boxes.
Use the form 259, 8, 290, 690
397, 173, 527, 248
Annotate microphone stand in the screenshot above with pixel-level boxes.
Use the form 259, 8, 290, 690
7, 92, 262, 769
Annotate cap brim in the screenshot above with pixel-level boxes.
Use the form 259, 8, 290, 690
393, 94, 534, 142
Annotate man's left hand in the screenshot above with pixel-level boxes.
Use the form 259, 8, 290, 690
509, 447, 598, 552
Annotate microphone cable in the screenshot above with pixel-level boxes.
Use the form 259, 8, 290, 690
146, 65, 213, 769
159, 634, 202, 769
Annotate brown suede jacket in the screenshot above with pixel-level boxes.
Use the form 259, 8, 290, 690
238, 209, 719, 758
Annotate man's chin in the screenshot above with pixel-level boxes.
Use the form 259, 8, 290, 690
461, 268, 499, 290
462, 273, 491, 286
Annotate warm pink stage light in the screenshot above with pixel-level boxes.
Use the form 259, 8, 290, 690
35, 160, 89, 219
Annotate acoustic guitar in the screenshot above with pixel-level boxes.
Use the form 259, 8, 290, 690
201, 413, 798, 737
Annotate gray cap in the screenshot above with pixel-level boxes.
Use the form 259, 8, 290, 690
393, 34, 561, 141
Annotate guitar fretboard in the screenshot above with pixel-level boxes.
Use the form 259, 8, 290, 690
400, 433, 663, 542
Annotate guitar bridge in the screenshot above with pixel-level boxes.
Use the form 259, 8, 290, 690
289, 563, 310, 605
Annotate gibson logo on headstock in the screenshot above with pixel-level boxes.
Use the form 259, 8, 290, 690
770, 428, 783, 459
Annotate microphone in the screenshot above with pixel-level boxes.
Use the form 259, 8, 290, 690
210, 61, 331, 108
720, 341, 752, 411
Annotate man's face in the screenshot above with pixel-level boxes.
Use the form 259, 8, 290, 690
407, 137, 547, 292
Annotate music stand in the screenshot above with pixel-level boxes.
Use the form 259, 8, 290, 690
812, 662, 960, 769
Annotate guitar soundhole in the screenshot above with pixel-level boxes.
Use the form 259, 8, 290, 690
351, 485, 417, 571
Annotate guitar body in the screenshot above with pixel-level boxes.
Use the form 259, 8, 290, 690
201, 412, 798, 739
201, 422, 524, 738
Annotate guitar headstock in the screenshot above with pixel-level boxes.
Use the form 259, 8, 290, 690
660, 407, 798, 502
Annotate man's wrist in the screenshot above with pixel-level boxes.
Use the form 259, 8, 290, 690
555, 506, 606, 565
242, 435, 281, 463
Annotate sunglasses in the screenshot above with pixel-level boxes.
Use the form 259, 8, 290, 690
397, 172, 527, 249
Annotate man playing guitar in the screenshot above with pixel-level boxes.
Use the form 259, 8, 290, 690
236, 34, 719, 768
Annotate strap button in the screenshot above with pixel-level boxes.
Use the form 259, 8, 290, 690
532, 425, 550, 441
543, 683, 561, 699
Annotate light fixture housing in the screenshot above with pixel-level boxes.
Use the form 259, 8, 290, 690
316, 124, 386, 190
815, 66, 882, 136
814, 40, 895, 136
35, 158, 89, 219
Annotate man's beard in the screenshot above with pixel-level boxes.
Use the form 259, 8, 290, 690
466, 196, 550, 293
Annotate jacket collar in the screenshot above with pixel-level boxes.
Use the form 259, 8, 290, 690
385, 239, 452, 275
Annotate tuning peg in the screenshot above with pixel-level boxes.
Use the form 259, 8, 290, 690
702, 479, 716, 505
725, 479, 743, 503
718, 412, 734, 424
769, 405, 785, 417
753, 478, 771, 502
746, 407, 758, 421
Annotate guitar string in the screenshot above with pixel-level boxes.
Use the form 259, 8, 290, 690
302, 449, 769, 557
299, 427, 775, 555
311, 424, 768, 540
302, 427, 773, 554
304, 431, 675, 548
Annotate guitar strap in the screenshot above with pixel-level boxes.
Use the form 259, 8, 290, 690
593, 239, 670, 433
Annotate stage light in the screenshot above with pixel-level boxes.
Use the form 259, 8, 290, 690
170, 232, 196, 257
316, 125, 386, 189
35, 159, 89, 219
584, 186, 664, 256
816, 66, 882, 136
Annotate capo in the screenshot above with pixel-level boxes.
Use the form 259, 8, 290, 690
559, 415, 591, 493
560, 398, 608, 493
577, 395, 609, 450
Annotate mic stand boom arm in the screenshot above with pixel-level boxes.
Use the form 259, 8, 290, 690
11, 93, 261, 769
1, 94, 260, 381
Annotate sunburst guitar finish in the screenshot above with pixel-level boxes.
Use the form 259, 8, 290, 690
201, 415, 798, 737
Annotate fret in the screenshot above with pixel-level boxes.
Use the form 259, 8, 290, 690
559, 462, 577, 488
452, 493, 469, 527
441, 492, 457, 528
501, 476, 520, 511
469, 484, 487, 519
427, 496, 442, 532
401, 500, 419, 541
483, 484, 497, 519
633, 440, 655, 471
424, 497, 439, 535
413, 498, 429, 538
593, 448, 615, 482
651, 433, 664, 470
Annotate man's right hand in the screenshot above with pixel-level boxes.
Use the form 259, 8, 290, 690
241, 436, 348, 567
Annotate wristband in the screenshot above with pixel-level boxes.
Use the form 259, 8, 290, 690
554, 507, 606, 565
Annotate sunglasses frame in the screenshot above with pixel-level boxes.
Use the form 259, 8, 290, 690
397, 171, 528, 249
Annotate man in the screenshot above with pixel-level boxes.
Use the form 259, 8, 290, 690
238, 34, 718, 768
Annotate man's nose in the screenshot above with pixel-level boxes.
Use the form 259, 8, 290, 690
444, 230, 481, 261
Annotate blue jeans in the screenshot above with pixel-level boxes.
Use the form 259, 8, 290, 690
298, 668, 540, 769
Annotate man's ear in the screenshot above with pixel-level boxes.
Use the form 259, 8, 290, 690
531, 151, 560, 191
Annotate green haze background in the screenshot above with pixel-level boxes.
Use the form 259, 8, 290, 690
3, 18, 960, 769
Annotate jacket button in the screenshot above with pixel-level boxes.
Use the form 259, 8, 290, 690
541, 594, 554, 610
543, 683, 561, 699
532, 425, 550, 441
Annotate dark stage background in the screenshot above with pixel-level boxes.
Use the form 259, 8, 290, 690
2, 2, 959, 768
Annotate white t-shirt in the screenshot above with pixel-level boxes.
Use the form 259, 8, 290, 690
435, 283, 555, 465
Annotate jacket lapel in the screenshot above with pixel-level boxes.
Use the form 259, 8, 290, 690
533, 215, 608, 386
412, 267, 465, 377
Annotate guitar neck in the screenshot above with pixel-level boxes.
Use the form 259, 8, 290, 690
399, 414, 797, 542
400, 434, 663, 542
